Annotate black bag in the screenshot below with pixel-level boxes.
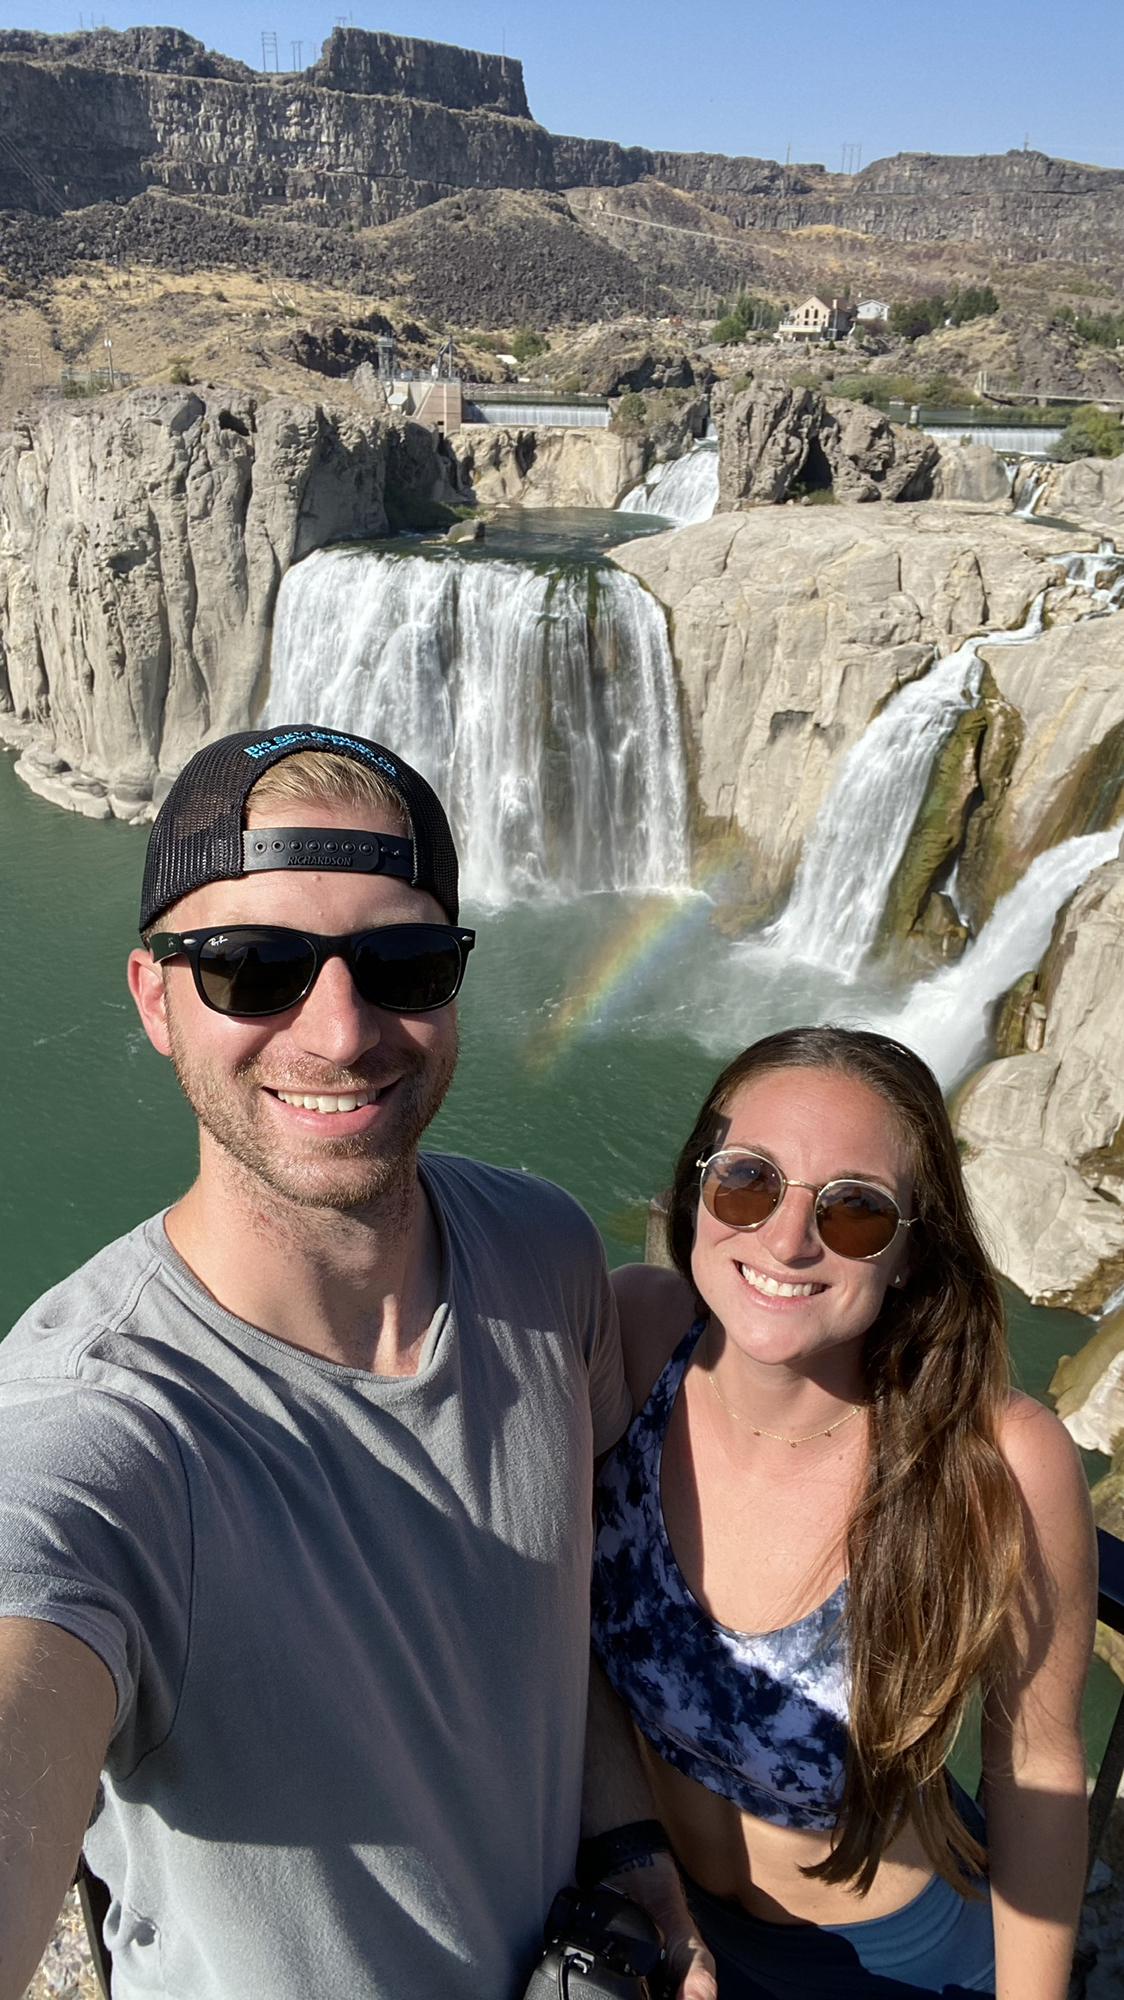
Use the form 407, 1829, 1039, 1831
521, 1884, 671, 1999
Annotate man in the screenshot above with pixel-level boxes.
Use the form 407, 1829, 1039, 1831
0, 724, 711, 2000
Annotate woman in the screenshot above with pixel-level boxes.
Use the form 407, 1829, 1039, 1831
592, 1027, 1096, 1999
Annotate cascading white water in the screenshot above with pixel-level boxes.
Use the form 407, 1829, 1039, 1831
1014, 465, 1047, 518
925, 424, 1063, 457
866, 827, 1122, 1085
763, 593, 1047, 978
618, 442, 720, 525
267, 547, 689, 905
1059, 542, 1124, 608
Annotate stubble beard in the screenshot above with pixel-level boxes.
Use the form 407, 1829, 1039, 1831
167, 1012, 459, 1216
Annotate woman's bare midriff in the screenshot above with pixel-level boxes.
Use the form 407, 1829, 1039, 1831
645, 1747, 938, 1926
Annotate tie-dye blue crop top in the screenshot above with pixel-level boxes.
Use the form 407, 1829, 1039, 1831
591, 1318, 850, 1831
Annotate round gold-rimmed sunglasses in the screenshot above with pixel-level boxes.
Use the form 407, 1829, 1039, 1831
697, 1148, 915, 1262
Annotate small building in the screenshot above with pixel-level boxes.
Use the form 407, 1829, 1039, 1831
854, 299, 890, 324
776, 295, 854, 342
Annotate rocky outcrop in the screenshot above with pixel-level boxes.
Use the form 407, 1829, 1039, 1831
458, 426, 647, 509
954, 852, 1124, 1313
0, 23, 529, 113
714, 383, 819, 505
0, 387, 459, 818
528, 323, 711, 399
957, 581, 1124, 924
309, 26, 529, 116
930, 443, 1012, 505
1052, 1308, 1124, 1457
714, 382, 938, 507
609, 507, 1076, 920
285, 321, 395, 379
0, 24, 251, 79
1035, 456, 1124, 533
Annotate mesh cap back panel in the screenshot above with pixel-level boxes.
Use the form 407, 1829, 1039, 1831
140, 729, 459, 931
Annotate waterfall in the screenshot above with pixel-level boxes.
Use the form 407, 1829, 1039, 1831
866, 827, 1122, 1085
267, 547, 690, 905
763, 593, 1047, 979
1014, 465, 1046, 517
618, 442, 720, 525
1059, 542, 1124, 608
924, 424, 1064, 457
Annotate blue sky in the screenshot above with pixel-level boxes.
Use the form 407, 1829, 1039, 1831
18, 0, 1124, 169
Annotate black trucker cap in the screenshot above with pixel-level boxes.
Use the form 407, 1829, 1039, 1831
140, 725, 459, 933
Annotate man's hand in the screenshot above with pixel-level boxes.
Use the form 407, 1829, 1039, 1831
0, 1618, 115, 2000
601, 1855, 717, 2000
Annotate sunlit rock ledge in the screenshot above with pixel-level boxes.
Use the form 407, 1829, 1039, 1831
1053, 1309, 1124, 1460
955, 852, 1124, 1339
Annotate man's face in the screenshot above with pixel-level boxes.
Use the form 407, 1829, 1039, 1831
130, 801, 459, 1212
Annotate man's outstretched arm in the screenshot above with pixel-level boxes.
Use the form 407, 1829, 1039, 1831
0, 1618, 116, 2000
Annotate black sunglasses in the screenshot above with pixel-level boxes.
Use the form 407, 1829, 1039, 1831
697, 1148, 914, 1262
149, 923, 476, 1018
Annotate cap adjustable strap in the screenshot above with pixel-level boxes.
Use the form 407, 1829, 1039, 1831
241, 827, 415, 881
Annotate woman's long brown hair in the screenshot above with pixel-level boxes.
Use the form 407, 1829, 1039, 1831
666, 1026, 1025, 1893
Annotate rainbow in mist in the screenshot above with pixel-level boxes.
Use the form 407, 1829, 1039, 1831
525, 853, 743, 1072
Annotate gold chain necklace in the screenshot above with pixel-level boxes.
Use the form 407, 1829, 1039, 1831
705, 1351, 864, 1448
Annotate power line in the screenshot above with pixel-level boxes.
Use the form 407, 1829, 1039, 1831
0, 130, 67, 215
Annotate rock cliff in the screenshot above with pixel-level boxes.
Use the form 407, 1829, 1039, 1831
2, 27, 1122, 286
714, 382, 939, 506
954, 851, 1124, 1315
1052, 1306, 1124, 1458
308, 26, 529, 115
609, 507, 1078, 922
458, 427, 647, 510
1035, 456, 1124, 534
957, 588, 1124, 923
0, 386, 460, 817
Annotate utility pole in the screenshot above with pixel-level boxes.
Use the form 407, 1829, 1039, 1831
261, 30, 279, 73
290, 40, 303, 71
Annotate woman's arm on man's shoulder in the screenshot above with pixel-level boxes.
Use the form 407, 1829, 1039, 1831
611, 1262, 697, 1410
984, 1393, 1098, 2000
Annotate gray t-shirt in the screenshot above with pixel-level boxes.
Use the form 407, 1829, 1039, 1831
0, 1153, 629, 2000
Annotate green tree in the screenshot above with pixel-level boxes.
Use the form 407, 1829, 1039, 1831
510, 327, 547, 363
888, 296, 947, 341
710, 292, 781, 344
1067, 308, 1124, 349
947, 285, 999, 325
613, 391, 648, 433
1055, 404, 1124, 460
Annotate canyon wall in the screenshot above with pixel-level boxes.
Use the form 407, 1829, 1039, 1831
0, 386, 459, 817
2, 27, 1123, 264
610, 507, 1092, 926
